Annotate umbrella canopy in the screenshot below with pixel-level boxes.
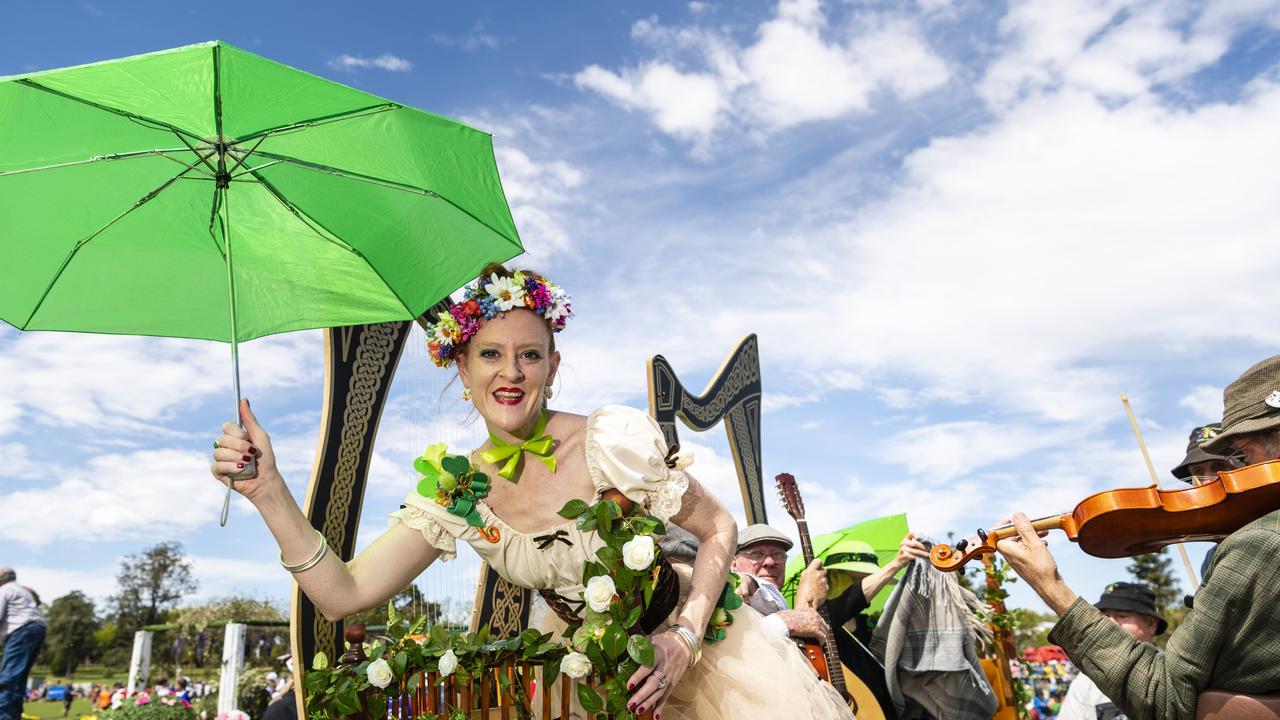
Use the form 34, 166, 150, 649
782, 513, 909, 614
0, 40, 522, 342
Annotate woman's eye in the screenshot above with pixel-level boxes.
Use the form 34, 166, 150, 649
480, 349, 499, 359
522, 351, 543, 361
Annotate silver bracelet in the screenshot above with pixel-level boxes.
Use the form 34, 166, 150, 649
668, 622, 702, 668
280, 529, 328, 573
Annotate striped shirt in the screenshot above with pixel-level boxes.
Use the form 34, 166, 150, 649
1048, 508, 1280, 720
0, 581, 45, 643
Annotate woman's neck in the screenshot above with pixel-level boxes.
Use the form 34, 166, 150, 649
484, 409, 547, 446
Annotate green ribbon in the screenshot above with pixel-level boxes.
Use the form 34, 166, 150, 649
480, 410, 558, 481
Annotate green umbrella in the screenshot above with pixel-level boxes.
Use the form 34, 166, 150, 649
782, 513, 909, 614
0, 41, 523, 522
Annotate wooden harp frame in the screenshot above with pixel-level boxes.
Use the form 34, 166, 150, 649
647, 333, 767, 524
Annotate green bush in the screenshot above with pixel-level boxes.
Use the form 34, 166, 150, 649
98, 696, 195, 720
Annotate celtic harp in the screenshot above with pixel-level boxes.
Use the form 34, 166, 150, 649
648, 334, 767, 524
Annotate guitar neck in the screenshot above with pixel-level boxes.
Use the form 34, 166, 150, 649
795, 518, 846, 695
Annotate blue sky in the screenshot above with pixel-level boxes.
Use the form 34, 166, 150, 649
4, 0, 1280, 623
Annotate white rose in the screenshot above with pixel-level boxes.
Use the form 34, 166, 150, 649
584, 574, 617, 613
366, 658, 394, 689
622, 535, 656, 571
562, 651, 592, 679
438, 648, 458, 677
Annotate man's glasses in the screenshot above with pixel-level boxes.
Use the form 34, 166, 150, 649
739, 550, 788, 563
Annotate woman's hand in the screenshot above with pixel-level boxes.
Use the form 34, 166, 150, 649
626, 630, 691, 719
210, 398, 282, 503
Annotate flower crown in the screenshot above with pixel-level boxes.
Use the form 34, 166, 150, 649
426, 269, 572, 367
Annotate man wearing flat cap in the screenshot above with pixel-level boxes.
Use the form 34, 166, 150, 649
1057, 583, 1164, 720
731, 523, 830, 642
995, 355, 1280, 720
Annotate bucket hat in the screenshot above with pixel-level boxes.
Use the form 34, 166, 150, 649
1171, 424, 1238, 481
1095, 581, 1167, 635
1203, 356, 1280, 454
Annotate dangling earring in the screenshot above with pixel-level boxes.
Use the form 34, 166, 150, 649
544, 385, 553, 400
462, 387, 472, 401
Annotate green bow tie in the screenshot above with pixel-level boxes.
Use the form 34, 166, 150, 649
480, 410, 557, 481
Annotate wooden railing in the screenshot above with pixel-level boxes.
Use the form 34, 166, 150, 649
333, 624, 653, 720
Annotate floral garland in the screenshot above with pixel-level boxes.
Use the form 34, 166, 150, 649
554, 496, 740, 717
426, 270, 572, 367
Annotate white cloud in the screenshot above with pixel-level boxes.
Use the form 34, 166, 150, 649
0, 448, 226, 547
1180, 385, 1223, 422
0, 330, 321, 440
0, 442, 43, 479
17, 566, 118, 605
187, 555, 289, 602
573, 1, 950, 146
327, 53, 414, 72
979, 0, 1280, 109
430, 24, 503, 51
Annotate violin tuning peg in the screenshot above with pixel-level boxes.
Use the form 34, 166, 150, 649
954, 539, 969, 553
977, 528, 988, 542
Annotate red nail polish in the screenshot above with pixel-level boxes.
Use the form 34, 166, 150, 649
242, 455, 251, 462
638, 706, 645, 714
236, 463, 245, 469
249, 446, 258, 454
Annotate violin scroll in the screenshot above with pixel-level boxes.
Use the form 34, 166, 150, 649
929, 534, 998, 572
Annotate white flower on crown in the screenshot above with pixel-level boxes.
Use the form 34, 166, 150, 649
584, 574, 616, 612
484, 274, 526, 311
545, 287, 572, 324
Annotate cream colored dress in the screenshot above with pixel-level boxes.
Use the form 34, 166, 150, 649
389, 405, 851, 720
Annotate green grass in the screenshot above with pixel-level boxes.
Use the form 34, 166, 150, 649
21, 698, 96, 720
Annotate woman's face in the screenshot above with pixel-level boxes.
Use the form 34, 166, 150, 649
457, 308, 559, 439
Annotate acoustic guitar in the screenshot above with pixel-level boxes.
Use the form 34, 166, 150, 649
776, 472, 899, 719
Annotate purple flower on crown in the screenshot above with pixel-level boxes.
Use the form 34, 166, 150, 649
449, 304, 481, 340
529, 284, 553, 313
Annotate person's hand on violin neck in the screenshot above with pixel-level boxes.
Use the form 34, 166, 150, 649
995, 512, 1078, 615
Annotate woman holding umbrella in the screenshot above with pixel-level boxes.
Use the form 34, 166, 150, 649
212, 264, 851, 720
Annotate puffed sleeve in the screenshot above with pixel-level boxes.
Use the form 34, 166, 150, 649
387, 490, 468, 562
584, 405, 691, 522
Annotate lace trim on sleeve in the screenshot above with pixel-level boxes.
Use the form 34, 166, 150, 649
388, 505, 457, 562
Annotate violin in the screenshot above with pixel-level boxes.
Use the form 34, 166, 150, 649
930, 459, 1280, 571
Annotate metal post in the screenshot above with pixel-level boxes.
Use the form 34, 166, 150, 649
127, 631, 153, 694
218, 622, 247, 714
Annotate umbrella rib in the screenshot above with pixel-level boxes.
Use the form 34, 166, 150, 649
234, 103, 400, 143
20, 153, 216, 329
15, 79, 205, 144
0, 148, 195, 177
242, 165, 418, 320
250, 150, 522, 251
172, 130, 220, 176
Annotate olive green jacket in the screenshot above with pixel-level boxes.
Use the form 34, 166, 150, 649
1048, 508, 1280, 720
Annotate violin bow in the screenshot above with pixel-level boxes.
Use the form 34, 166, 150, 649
1120, 393, 1201, 591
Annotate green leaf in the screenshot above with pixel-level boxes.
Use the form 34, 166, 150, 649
311, 651, 329, 671
441, 454, 470, 475
392, 650, 408, 676
544, 655, 563, 683
594, 502, 612, 530
577, 683, 604, 714
601, 622, 627, 658
558, 498, 590, 518
596, 546, 622, 567
627, 634, 654, 666
623, 606, 643, 630
577, 514, 598, 532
